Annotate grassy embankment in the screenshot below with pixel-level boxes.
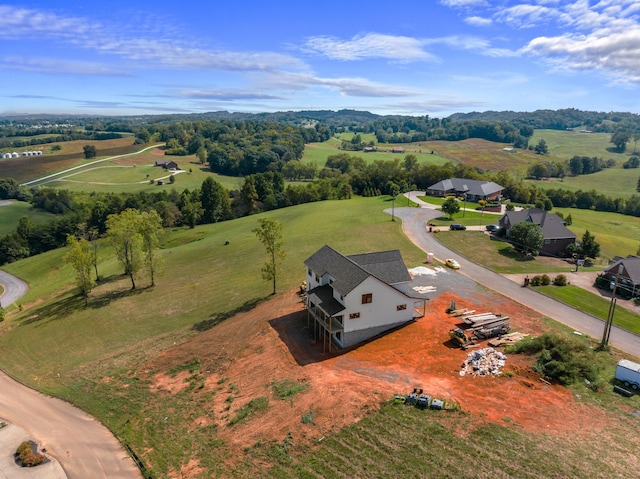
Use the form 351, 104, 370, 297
0, 201, 56, 235
0, 196, 638, 477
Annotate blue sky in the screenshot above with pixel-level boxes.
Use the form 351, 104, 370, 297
2, 0, 640, 117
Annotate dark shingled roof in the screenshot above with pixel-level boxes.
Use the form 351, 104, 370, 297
307, 284, 345, 316
304, 245, 411, 296
428, 178, 503, 197
605, 255, 640, 285
502, 208, 576, 240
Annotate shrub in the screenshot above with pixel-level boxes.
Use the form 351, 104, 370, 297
540, 274, 551, 286
553, 274, 568, 286
15, 441, 45, 467
530, 275, 542, 286
506, 333, 605, 385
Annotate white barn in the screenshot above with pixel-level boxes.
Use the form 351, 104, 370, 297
304, 245, 427, 351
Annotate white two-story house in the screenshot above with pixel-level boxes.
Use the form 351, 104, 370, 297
304, 245, 427, 351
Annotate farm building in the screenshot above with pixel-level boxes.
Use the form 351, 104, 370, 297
391, 146, 404, 153
603, 255, 640, 298
499, 208, 576, 257
304, 245, 427, 351
155, 160, 179, 170
2, 153, 12, 159
427, 178, 504, 202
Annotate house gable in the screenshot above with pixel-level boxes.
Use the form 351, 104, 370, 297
427, 178, 503, 200
304, 245, 427, 349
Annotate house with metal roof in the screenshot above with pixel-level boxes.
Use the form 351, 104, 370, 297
304, 245, 427, 351
427, 178, 503, 201
603, 255, 640, 298
499, 208, 576, 257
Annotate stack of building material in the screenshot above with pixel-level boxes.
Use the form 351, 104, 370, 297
459, 348, 507, 377
488, 332, 528, 347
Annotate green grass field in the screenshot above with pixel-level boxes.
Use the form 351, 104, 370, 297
531, 167, 640, 199
302, 137, 451, 167
0, 200, 56, 235
1, 196, 638, 478
529, 129, 633, 162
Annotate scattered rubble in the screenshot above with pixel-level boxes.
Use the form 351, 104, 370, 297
459, 347, 507, 377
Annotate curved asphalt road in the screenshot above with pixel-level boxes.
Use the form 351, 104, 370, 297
393, 201, 640, 359
0, 270, 28, 308
0, 272, 141, 479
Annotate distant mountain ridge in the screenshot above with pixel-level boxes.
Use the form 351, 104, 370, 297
3, 107, 640, 132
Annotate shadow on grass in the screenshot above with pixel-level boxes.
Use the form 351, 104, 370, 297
191, 296, 268, 332
497, 245, 536, 262
20, 276, 150, 325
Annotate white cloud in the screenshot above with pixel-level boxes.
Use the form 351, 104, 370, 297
256, 71, 421, 97
0, 56, 131, 76
304, 33, 435, 61
0, 5, 306, 74
465, 16, 493, 26
178, 89, 284, 101
440, 0, 488, 7
524, 28, 640, 83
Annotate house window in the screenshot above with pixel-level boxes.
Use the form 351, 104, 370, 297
315, 273, 319, 282
544, 239, 550, 244
397, 304, 407, 311
349, 312, 360, 319
307, 267, 312, 276
362, 293, 372, 304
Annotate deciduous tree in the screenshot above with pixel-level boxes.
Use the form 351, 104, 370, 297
83, 144, 97, 159
106, 209, 144, 289
441, 197, 460, 219
64, 234, 95, 305
252, 219, 285, 295
508, 221, 544, 256
137, 210, 163, 286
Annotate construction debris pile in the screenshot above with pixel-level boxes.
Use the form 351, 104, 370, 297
459, 348, 507, 377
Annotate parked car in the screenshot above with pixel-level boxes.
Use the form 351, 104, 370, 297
449, 224, 466, 231
445, 259, 460, 269
485, 224, 499, 232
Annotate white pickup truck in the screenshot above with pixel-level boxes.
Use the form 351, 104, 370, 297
615, 359, 640, 390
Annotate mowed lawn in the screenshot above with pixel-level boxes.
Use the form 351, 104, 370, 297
532, 167, 640, 199
302, 137, 451, 167
0, 200, 56, 235
529, 129, 632, 162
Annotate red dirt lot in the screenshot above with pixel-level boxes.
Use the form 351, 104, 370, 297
142, 286, 612, 459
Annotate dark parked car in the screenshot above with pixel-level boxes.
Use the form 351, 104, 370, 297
449, 224, 466, 231
485, 224, 499, 232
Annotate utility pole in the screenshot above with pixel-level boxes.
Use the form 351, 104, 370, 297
600, 264, 623, 349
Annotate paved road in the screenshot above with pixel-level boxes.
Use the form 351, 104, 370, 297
393, 204, 640, 359
20, 143, 164, 187
0, 373, 141, 479
0, 273, 141, 479
0, 270, 28, 308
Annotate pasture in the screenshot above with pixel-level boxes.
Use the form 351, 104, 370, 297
302, 136, 451, 167
532, 167, 640, 199
529, 129, 633, 162
0, 200, 56, 235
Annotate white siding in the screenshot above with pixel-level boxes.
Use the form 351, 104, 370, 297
342, 276, 413, 333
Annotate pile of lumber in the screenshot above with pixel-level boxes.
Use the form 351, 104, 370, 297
488, 332, 528, 347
